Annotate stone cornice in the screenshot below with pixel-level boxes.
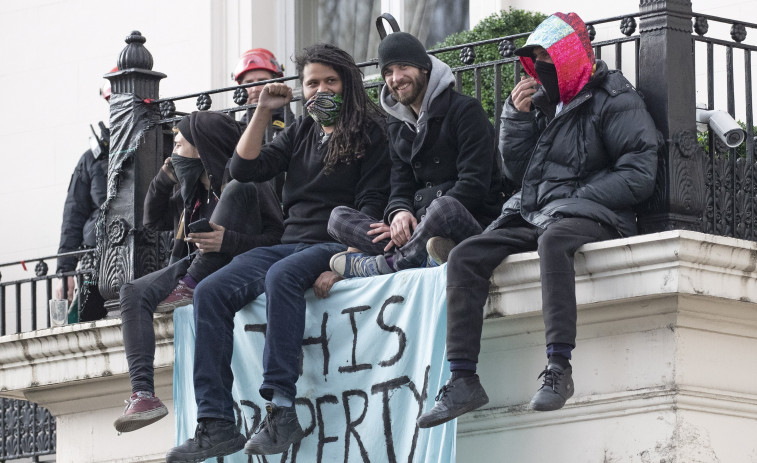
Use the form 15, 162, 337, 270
0, 313, 174, 397
457, 385, 757, 435
486, 230, 757, 318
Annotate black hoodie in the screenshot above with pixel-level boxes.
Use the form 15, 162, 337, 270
144, 111, 283, 261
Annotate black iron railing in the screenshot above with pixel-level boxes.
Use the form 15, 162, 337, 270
0, 250, 93, 336
692, 14, 757, 240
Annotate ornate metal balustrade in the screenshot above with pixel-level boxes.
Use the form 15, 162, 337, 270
692, 14, 757, 239
0, 250, 93, 335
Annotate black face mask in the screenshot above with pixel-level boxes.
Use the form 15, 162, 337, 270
535, 60, 560, 104
171, 154, 205, 202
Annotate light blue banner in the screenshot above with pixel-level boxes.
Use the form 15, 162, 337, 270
173, 265, 456, 463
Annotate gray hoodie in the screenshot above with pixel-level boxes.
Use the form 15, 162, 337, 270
380, 55, 455, 127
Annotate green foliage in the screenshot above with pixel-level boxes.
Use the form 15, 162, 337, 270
431, 8, 547, 122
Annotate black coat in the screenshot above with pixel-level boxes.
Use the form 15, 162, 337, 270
383, 86, 503, 227
489, 61, 659, 237
56, 149, 107, 273
144, 111, 283, 262
230, 115, 391, 244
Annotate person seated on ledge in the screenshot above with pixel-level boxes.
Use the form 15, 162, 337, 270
327, 31, 504, 279
113, 111, 283, 433
416, 11, 659, 428
166, 43, 390, 462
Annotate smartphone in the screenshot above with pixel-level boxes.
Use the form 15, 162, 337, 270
188, 218, 213, 234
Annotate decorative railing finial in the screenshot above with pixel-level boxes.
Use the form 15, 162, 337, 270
117, 30, 154, 70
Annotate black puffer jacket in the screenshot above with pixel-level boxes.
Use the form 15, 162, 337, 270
56, 148, 107, 273
489, 60, 659, 237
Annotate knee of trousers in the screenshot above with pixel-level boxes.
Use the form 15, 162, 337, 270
426, 195, 463, 217
119, 282, 144, 315
328, 205, 356, 228
222, 179, 258, 199
265, 262, 306, 294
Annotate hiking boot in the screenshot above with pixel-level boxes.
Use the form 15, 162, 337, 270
156, 280, 194, 313
113, 391, 168, 433
426, 237, 456, 267
245, 403, 305, 455
417, 375, 489, 428
529, 363, 574, 411
166, 419, 245, 463
329, 251, 393, 278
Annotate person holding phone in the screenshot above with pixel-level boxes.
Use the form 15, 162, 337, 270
114, 111, 284, 433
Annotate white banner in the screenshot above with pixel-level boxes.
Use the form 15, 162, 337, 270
173, 265, 456, 463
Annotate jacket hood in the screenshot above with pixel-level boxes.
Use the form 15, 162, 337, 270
518, 12, 595, 104
186, 111, 243, 195
380, 55, 455, 125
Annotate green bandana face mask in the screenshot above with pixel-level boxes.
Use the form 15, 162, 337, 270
305, 92, 343, 127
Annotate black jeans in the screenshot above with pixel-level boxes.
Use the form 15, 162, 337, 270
327, 196, 483, 270
120, 180, 262, 394
446, 216, 617, 364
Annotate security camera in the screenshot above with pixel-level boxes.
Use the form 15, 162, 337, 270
696, 107, 745, 148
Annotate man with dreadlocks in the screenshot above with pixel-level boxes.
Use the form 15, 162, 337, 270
327, 31, 504, 279
166, 43, 390, 462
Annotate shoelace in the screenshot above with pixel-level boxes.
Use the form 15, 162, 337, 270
122, 392, 148, 412
190, 421, 209, 444
254, 406, 279, 443
348, 255, 372, 277
435, 384, 455, 401
537, 368, 562, 391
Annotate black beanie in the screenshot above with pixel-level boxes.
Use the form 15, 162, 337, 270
177, 115, 195, 147
378, 32, 432, 74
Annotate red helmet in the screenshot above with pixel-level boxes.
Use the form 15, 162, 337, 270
100, 66, 119, 101
233, 48, 284, 83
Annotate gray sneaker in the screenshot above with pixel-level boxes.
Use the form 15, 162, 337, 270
417, 375, 489, 428
330, 251, 393, 278
166, 419, 245, 462
245, 403, 305, 455
426, 237, 456, 266
529, 363, 574, 411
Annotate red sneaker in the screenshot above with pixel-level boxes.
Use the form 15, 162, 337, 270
113, 391, 168, 432
155, 280, 194, 313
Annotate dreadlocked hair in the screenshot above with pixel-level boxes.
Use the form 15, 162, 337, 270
296, 43, 385, 173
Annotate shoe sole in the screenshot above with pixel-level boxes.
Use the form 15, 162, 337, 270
426, 238, 456, 265
113, 405, 169, 433
329, 251, 350, 276
417, 394, 489, 428
244, 427, 305, 455
166, 434, 246, 463
155, 297, 192, 314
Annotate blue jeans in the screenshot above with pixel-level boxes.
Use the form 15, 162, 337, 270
192, 242, 347, 422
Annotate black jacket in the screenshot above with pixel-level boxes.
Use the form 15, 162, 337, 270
230, 115, 391, 244
144, 111, 282, 261
56, 149, 107, 273
383, 86, 503, 227
489, 61, 659, 237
